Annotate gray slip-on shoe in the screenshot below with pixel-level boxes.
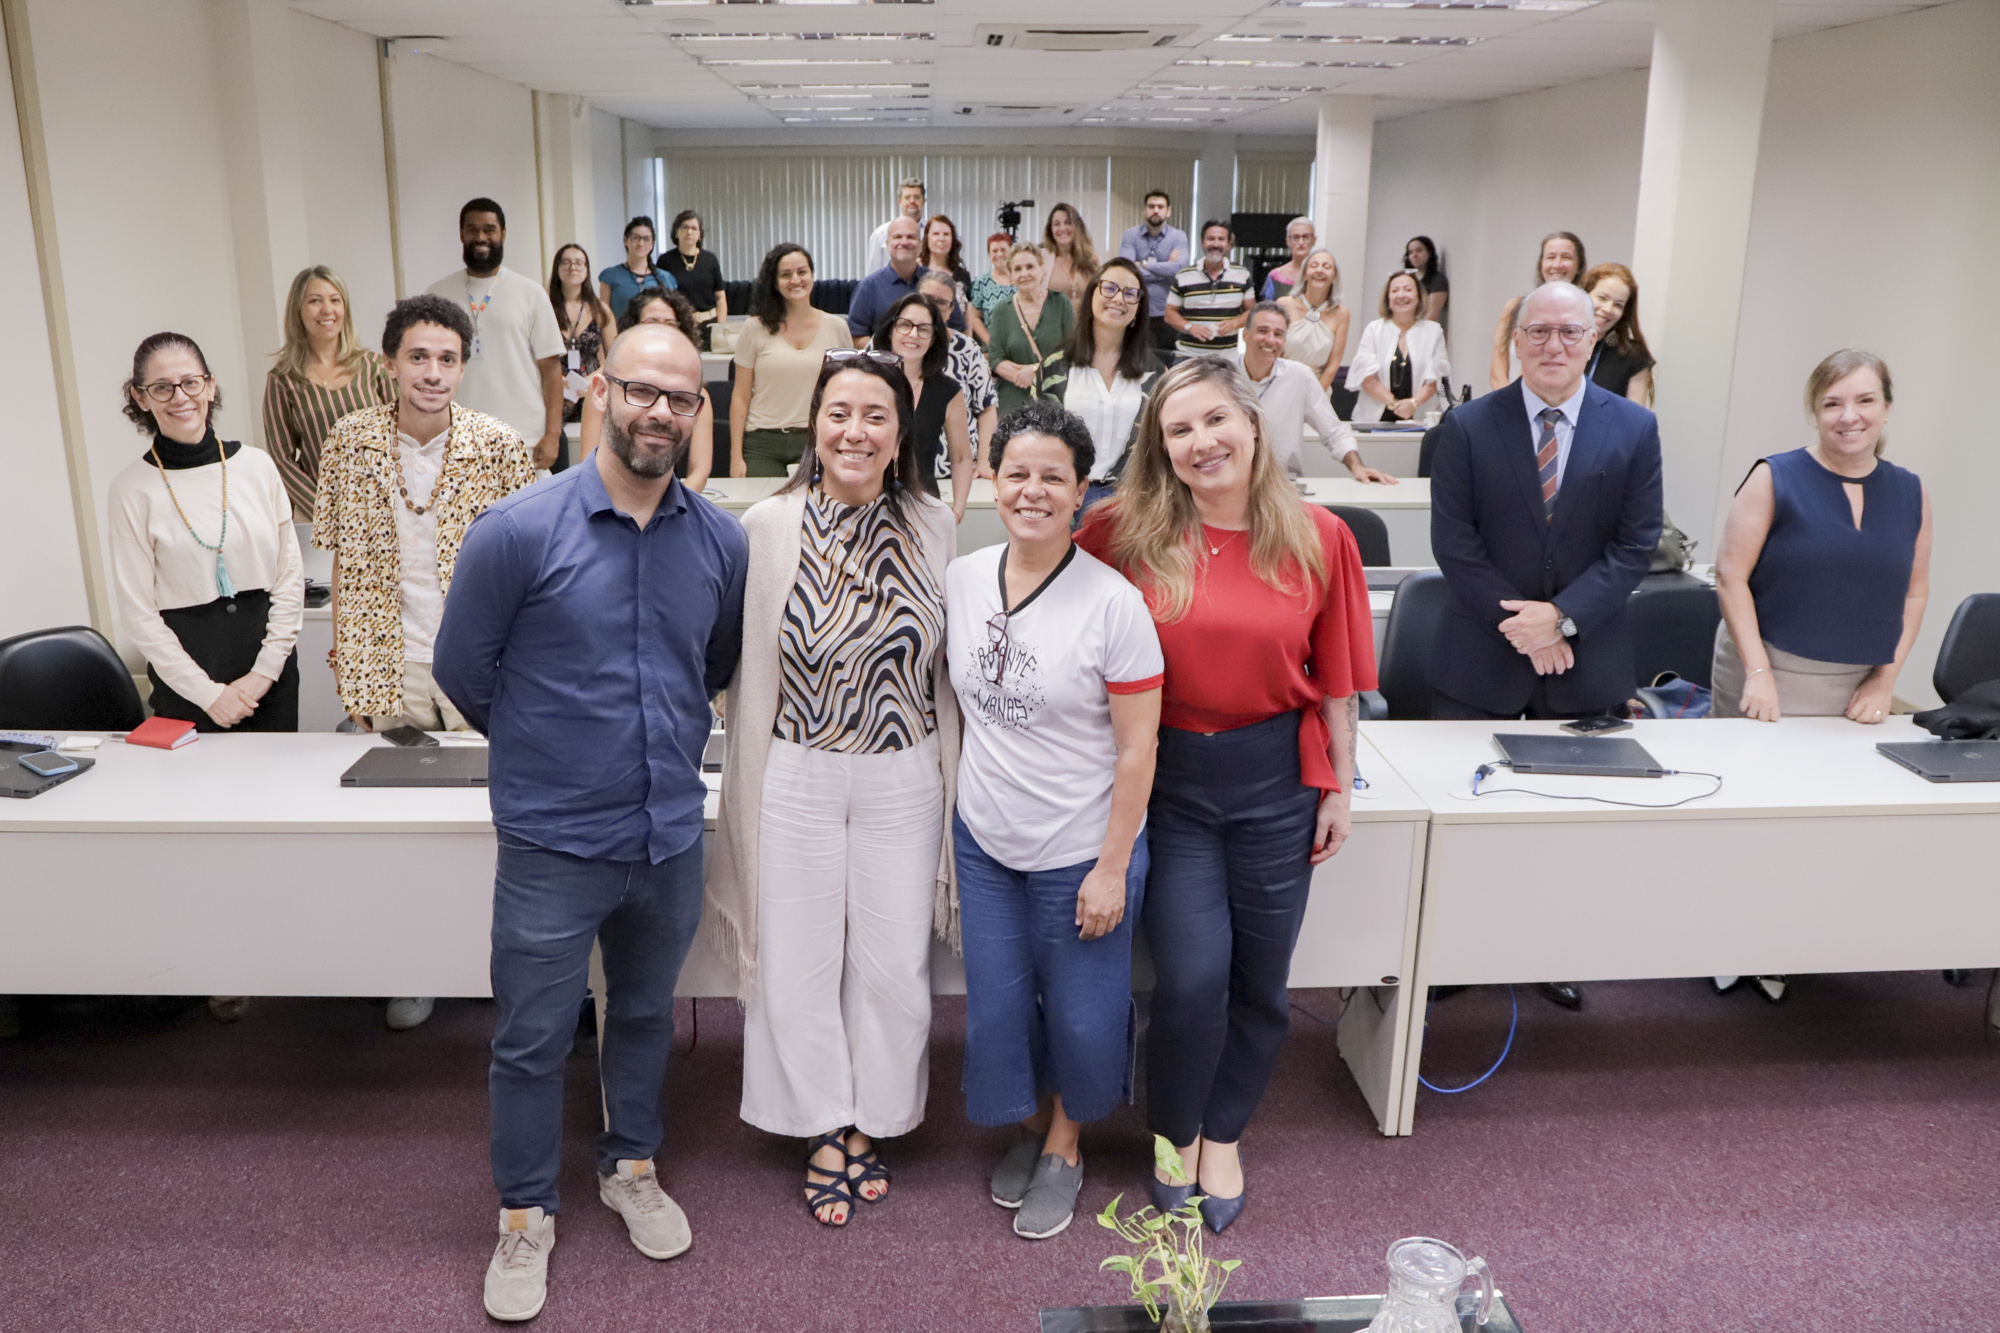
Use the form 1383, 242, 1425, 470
990, 1136, 1043, 1209
1013, 1154, 1084, 1240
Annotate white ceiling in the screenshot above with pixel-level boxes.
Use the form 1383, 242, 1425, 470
294, 0, 1949, 137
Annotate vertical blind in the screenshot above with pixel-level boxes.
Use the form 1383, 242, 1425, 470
1234, 156, 1313, 218
658, 151, 1206, 282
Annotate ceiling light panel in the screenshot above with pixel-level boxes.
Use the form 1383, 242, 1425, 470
698, 56, 927, 64
1174, 57, 1403, 68
666, 31, 933, 41
629, 1, 930, 6
1272, 1, 1594, 9
1215, 32, 1481, 45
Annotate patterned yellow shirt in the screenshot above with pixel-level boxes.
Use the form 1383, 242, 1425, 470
312, 403, 536, 718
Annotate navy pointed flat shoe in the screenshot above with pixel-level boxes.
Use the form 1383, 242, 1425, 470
1148, 1174, 1195, 1214
1198, 1187, 1245, 1233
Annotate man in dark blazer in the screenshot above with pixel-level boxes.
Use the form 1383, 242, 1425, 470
1426, 282, 1662, 1013
1428, 281, 1663, 720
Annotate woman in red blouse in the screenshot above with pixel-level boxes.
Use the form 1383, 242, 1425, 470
1075, 355, 1375, 1233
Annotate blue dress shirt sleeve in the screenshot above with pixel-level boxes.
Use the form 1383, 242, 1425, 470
432, 506, 529, 736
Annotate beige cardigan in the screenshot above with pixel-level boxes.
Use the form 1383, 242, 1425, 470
704, 485, 963, 1003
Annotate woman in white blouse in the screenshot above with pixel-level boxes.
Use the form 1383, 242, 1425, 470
1032, 258, 1164, 513
1344, 271, 1449, 425
107, 332, 305, 731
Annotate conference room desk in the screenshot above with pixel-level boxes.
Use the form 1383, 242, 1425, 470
1296, 477, 1432, 566
1359, 716, 2000, 1135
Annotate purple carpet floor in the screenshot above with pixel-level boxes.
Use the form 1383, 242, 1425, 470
5, 972, 2000, 1331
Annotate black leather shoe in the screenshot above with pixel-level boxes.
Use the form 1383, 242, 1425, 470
1534, 981, 1584, 1011
1944, 969, 1973, 987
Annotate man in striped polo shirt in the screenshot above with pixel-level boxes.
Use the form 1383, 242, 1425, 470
1164, 220, 1255, 359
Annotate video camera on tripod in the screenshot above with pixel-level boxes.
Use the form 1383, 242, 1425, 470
996, 199, 1035, 240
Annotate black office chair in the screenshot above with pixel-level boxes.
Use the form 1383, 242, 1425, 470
1627, 582, 1722, 690
0, 625, 145, 730
1372, 571, 1450, 720
1328, 369, 1359, 423
1320, 504, 1392, 567
1417, 424, 1442, 478
1933, 593, 2000, 704
705, 379, 732, 476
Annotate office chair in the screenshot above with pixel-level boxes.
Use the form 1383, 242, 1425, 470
1319, 504, 1393, 567
0, 625, 145, 731
705, 379, 733, 475
1933, 592, 2000, 704
1627, 582, 1723, 690
1372, 571, 1449, 720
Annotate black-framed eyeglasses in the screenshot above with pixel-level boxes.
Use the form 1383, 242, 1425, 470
984, 612, 1011, 686
890, 318, 935, 340
141, 374, 210, 403
1097, 280, 1142, 306
823, 348, 902, 370
604, 374, 703, 417
1519, 323, 1591, 348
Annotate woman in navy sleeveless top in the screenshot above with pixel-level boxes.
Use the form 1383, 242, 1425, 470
1712, 350, 1932, 725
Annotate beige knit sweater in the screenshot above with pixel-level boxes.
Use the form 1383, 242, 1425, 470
704, 485, 963, 1003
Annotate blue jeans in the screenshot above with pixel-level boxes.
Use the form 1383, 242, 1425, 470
489, 832, 705, 1213
1142, 711, 1319, 1148
954, 812, 1147, 1127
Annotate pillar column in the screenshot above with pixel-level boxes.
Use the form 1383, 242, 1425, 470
1195, 132, 1236, 237
1311, 95, 1373, 364
1629, 0, 1775, 543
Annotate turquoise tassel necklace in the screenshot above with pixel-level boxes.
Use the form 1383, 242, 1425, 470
149, 436, 234, 599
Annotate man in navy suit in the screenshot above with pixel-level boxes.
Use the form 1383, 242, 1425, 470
1428, 281, 1663, 720
1426, 281, 1662, 1013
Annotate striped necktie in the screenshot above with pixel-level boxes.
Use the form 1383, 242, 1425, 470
1536, 406, 1563, 522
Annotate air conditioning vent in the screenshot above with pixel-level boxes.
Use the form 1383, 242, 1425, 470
952, 103, 1085, 119
975, 24, 1194, 52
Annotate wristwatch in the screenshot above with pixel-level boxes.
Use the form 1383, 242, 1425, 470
1557, 611, 1578, 639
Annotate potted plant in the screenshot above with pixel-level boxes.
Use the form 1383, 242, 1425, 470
1097, 1136, 1243, 1333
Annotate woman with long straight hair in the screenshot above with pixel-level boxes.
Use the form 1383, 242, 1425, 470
729, 243, 854, 477
1075, 356, 1374, 1234
1041, 202, 1101, 309
548, 244, 615, 444
871, 291, 972, 519
920, 212, 976, 338
712, 352, 961, 1229
1580, 262, 1656, 405
1489, 230, 1585, 390
262, 265, 395, 514
1034, 257, 1163, 509
1402, 235, 1448, 324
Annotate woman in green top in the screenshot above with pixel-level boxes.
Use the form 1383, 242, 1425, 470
261, 265, 395, 516
984, 243, 1074, 418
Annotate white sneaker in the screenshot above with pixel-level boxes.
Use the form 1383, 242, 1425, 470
599, 1159, 692, 1260
386, 997, 435, 1030
483, 1207, 554, 1322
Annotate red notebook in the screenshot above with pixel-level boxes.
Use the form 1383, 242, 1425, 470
126, 717, 198, 750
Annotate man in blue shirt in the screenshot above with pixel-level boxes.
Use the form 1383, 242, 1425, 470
1118, 189, 1190, 362
846, 215, 927, 345
434, 322, 747, 1322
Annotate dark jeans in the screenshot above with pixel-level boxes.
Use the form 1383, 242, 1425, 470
489, 832, 704, 1213
1143, 711, 1319, 1147
954, 812, 1146, 1127
1148, 316, 1179, 363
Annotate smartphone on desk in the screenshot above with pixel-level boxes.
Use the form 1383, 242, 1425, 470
1560, 716, 1633, 737
380, 725, 440, 748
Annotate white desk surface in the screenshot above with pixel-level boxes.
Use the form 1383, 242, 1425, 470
1360, 716, 1997, 824
0, 734, 720, 833
1347, 734, 1430, 821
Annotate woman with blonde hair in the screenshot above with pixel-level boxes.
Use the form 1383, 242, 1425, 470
1274, 248, 1349, 394
1041, 202, 1101, 309
1346, 270, 1449, 424
1489, 231, 1585, 390
1074, 356, 1374, 1233
262, 265, 394, 514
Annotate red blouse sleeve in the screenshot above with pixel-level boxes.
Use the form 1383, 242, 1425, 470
1309, 508, 1379, 697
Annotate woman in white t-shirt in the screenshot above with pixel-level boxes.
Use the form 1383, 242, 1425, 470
945, 399, 1164, 1242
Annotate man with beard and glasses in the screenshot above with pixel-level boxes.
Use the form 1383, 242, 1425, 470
426, 197, 567, 472
314, 293, 536, 1031
433, 322, 747, 1323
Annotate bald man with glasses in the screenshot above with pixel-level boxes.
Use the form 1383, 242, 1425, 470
1425, 280, 1662, 1013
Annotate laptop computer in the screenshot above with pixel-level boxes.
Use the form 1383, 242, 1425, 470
0, 746, 94, 799
1493, 733, 1668, 779
340, 746, 488, 788
1876, 740, 2000, 783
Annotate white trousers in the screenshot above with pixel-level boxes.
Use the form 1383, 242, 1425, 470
740, 734, 943, 1139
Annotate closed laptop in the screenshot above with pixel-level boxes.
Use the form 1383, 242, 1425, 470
340, 746, 488, 788
1492, 733, 1667, 779
1876, 740, 2000, 783
0, 747, 94, 799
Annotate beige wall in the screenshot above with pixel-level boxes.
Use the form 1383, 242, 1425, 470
288, 7, 395, 343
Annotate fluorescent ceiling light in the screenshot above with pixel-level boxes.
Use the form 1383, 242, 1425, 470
1175, 57, 1402, 68
1274, 1, 1594, 9
1134, 83, 1323, 92
747, 89, 930, 98
632, 1, 931, 7
667, 30, 931, 41
734, 81, 928, 89
1216, 32, 1480, 45
700, 56, 923, 64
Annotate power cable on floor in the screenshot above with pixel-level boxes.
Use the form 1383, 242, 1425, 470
1418, 986, 1518, 1094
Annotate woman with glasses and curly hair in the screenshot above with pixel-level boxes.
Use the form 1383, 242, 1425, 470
711, 351, 962, 1230
1075, 355, 1374, 1235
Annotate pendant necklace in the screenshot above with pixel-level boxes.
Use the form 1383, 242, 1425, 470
150, 437, 234, 599
1206, 526, 1242, 557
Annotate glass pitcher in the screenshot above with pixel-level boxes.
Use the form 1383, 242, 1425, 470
1364, 1236, 1495, 1333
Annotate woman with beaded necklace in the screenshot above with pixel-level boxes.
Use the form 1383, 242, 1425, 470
108, 331, 305, 735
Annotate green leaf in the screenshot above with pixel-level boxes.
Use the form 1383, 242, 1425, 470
1153, 1134, 1190, 1185
1220, 1259, 1242, 1272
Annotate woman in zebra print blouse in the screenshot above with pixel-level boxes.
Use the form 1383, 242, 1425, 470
710, 351, 963, 1228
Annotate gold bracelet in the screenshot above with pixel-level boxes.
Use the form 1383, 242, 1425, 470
1746, 667, 1770, 679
